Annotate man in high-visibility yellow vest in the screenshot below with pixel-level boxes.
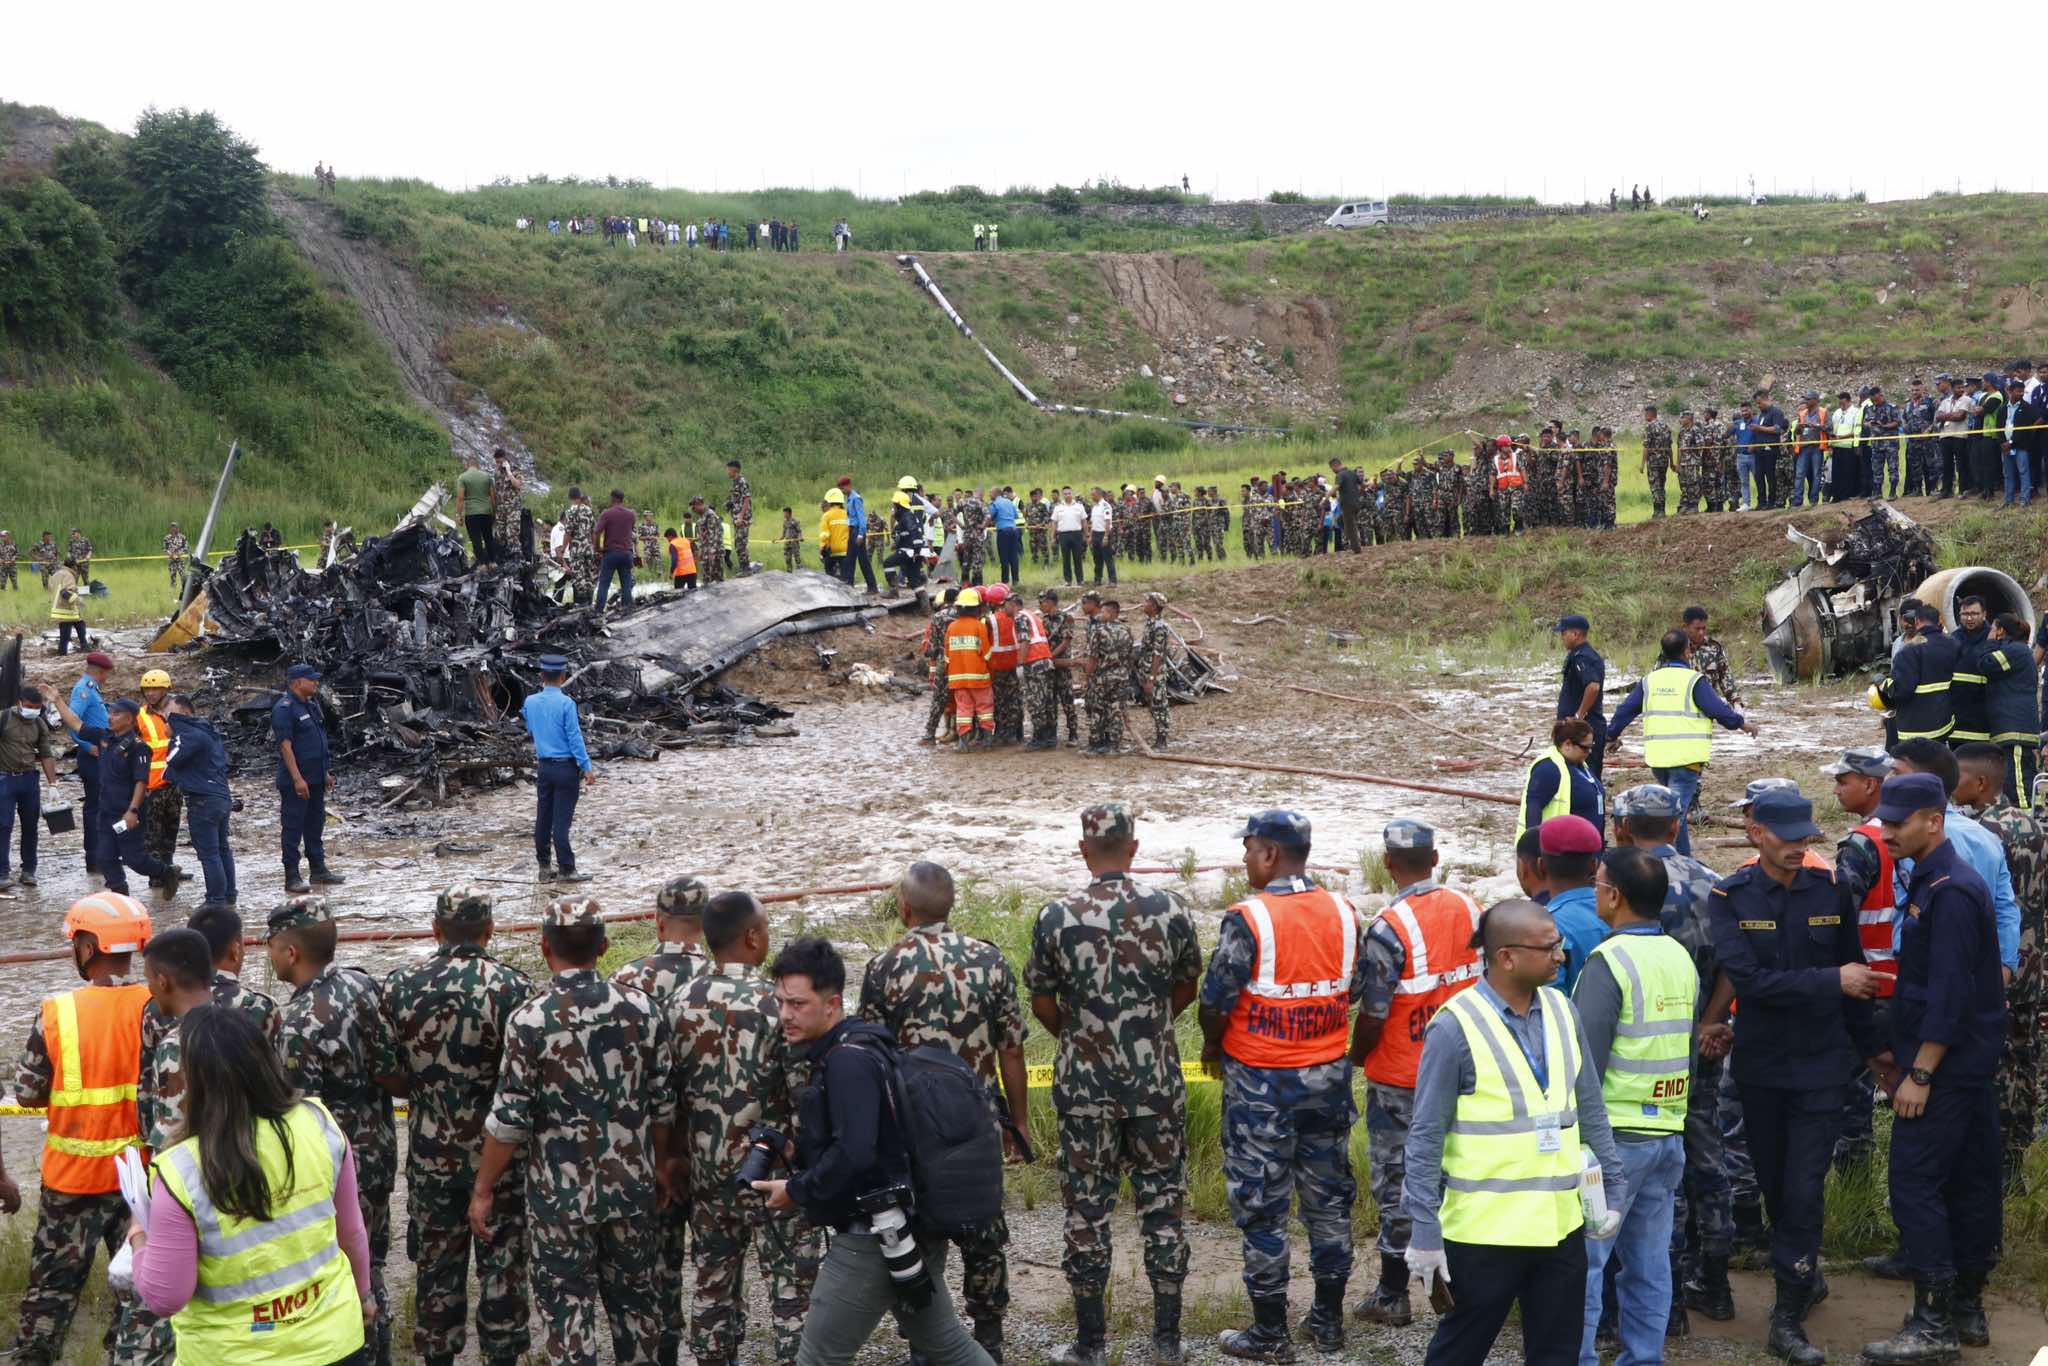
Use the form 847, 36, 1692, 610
1576, 847, 1701, 1363
1607, 628, 1758, 857
9, 892, 154, 1366
1401, 898, 1624, 1366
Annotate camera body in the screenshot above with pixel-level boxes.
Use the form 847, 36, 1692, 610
734, 1124, 789, 1189
858, 1185, 934, 1309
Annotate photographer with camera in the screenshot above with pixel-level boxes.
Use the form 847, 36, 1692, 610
751, 937, 995, 1366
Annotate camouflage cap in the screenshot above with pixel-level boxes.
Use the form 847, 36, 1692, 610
1382, 819, 1434, 850
1236, 809, 1312, 849
542, 897, 604, 928
1143, 591, 1167, 610
657, 875, 709, 917
1612, 784, 1681, 820
1819, 746, 1894, 780
266, 895, 331, 937
1081, 802, 1135, 841
1729, 777, 1799, 809
434, 883, 494, 925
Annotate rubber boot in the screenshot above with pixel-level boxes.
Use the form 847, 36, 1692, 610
1152, 1286, 1184, 1366
1767, 1277, 1826, 1365
1352, 1252, 1413, 1326
310, 864, 345, 885
1863, 1244, 1911, 1282
1860, 1279, 1959, 1364
971, 1316, 1004, 1366
1301, 1278, 1345, 1352
1048, 1294, 1106, 1366
1218, 1292, 1296, 1362
1950, 1269, 1988, 1348
1685, 1253, 1736, 1321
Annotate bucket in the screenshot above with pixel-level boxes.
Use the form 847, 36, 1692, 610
41, 803, 75, 835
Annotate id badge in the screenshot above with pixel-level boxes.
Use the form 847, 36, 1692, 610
1535, 1122, 1563, 1154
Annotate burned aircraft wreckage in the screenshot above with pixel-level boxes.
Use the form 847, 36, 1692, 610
153, 485, 900, 801
1759, 503, 2036, 683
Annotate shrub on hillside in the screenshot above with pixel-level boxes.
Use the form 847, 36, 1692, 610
140, 236, 337, 383
1107, 421, 1190, 454
50, 133, 131, 246
1045, 184, 1082, 216
0, 174, 119, 350
1267, 190, 1307, 204
124, 107, 266, 288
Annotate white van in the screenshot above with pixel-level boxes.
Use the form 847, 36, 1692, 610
1324, 200, 1389, 229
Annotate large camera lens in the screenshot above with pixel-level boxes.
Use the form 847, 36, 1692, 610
734, 1125, 786, 1189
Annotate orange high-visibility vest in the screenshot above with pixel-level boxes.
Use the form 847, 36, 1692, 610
987, 611, 1020, 673
946, 616, 992, 687
668, 534, 696, 577
40, 982, 150, 1194
1493, 451, 1525, 489
1852, 818, 1899, 998
1019, 609, 1052, 665
1365, 885, 1484, 1089
1223, 888, 1360, 1069
134, 709, 171, 791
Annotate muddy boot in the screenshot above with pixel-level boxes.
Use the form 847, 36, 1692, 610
1685, 1253, 1736, 1321
1863, 1245, 1911, 1281
1152, 1285, 1184, 1366
1352, 1252, 1412, 1327
1861, 1279, 1959, 1364
1048, 1293, 1106, 1366
1950, 1269, 1989, 1348
1766, 1278, 1825, 1365
310, 864, 345, 885
1218, 1293, 1295, 1362
1300, 1278, 1345, 1352
970, 1316, 1004, 1366
284, 866, 311, 894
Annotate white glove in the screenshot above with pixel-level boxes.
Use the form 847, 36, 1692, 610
1405, 1244, 1450, 1287
1587, 1209, 1622, 1241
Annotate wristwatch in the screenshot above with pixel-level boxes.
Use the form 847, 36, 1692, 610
1908, 1066, 1935, 1086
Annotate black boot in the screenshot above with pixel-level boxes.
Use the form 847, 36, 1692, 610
310, 864, 345, 885
1861, 1279, 1959, 1364
1766, 1277, 1826, 1365
1152, 1286, 1184, 1366
1863, 1244, 1911, 1281
1301, 1278, 1345, 1352
284, 867, 311, 894
970, 1317, 1004, 1366
1800, 1267, 1829, 1321
1048, 1294, 1106, 1366
1218, 1292, 1296, 1362
1685, 1253, 1736, 1321
1733, 1199, 1769, 1258
1950, 1268, 1988, 1348
1352, 1252, 1412, 1327
1667, 1259, 1692, 1339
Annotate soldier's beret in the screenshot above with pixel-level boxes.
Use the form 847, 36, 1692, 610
543, 897, 604, 928
1081, 803, 1135, 842
266, 895, 331, 937
657, 876, 709, 916
434, 883, 494, 925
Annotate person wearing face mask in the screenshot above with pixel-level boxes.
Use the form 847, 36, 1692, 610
0, 683, 61, 889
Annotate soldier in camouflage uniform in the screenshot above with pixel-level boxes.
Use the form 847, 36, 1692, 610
561, 489, 598, 602
491, 451, 525, 564
673, 891, 820, 1366
1432, 452, 1461, 538
1373, 470, 1402, 545
1676, 411, 1704, 515
1460, 455, 1494, 538
956, 488, 988, 585
1684, 608, 1741, 709
267, 896, 401, 1366
725, 461, 754, 576
161, 525, 188, 589
613, 876, 710, 1365
1200, 809, 1365, 1359
30, 531, 58, 588
1698, 410, 1729, 513
1213, 485, 1232, 558
1528, 435, 1556, 529
67, 528, 92, 581
782, 510, 803, 570
1082, 599, 1134, 755
1863, 385, 1902, 498
1642, 406, 1674, 517
637, 511, 662, 576
921, 589, 960, 744
860, 863, 1031, 1361
139, 913, 281, 1156
381, 886, 536, 1366
0, 530, 16, 591
478, 897, 676, 1366
1135, 592, 1174, 750
1596, 427, 1621, 529
1555, 439, 1581, 528
693, 498, 725, 586
1027, 805, 1201, 1366
1405, 457, 1435, 541
1043, 592, 1082, 746
1026, 491, 1052, 566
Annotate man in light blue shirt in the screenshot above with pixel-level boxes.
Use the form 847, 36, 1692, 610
521, 654, 594, 884
989, 487, 1022, 585
67, 651, 112, 877
834, 476, 878, 592
1540, 814, 1609, 994
1890, 739, 2021, 973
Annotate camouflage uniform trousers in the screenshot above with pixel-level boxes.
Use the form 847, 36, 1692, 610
924, 663, 954, 742
652, 1197, 687, 1366
1023, 661, 1059, 744
1715, 1061, 1759, 1208
1495, 488, 1522, 534
1364, 1083, 1414, 1257
1674, 1054, 1735, 1276
1677, 452, 1703, 514
690, 1192, 819, 1365
143, 784, 183, 867
1596, 460, 1619, 528
494, 510, 523, 564
1646, 454, 1670, 517
784, 539, 801, 571
1870, 439, 1901, 497
1999, 945, 2043, 1186
1057, 1111, 1189, 1296
1904, 439, 1936, 497
571, 552, 597, 602
960, 536, 986, 585
1085, 669, 1127, 751
107, 1297, 173, 1365
13, 1188, 126, 1364
1052, 665, 1081, 741
532, 1216, 662, 1366
731, 516, 752, 575
1139, 674, 1169, 748
1029, 525, 1050, 566
1223, 1070, 1357, 1296
1774, 448, 1796, 507
0, 559, 16, 591
164, 557, 184, 589
409, 1178, 530, 1365
1557, 477, 1579, 529
364, 1178, 395, 1366
992, 670, 1025, 744
934, 1214, 1012, 1344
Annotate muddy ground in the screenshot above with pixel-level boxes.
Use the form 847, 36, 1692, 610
4, 538, 2045, 1362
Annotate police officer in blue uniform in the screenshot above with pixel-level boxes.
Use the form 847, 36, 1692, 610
274, 662, 343, 894
1862, 772, 2007, 1364
1554, 614, 1608, 777
1704, 787, 1885, 1365
521, 654, 595, 883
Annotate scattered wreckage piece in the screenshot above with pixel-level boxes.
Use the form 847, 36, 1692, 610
593, 570, 891, 692
1759, 502, 2035, 682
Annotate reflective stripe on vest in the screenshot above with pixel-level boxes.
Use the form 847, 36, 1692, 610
1019, 610, 1052, 665
987, 613, 1020, 672
945, 620, 990, 685
1588, 934, 1696, 1134
1223, 890, 1358, 1068
1493, 452, 1524, 488
1365, 886, 1483, 1089
1438, 986, 1584, 1246
41, 984, 148, 1194
1853, 819, 1899, 995
1516, 749, 1574, 845
152, 1100, 362, 1363
1642, 665, 1713, 769
135, 709, 171, 790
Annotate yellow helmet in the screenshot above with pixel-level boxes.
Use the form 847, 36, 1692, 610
1866, 685, 1889, 714
956, 588, 981, 607
139, 670, 172, 690
824, 488, 846, 505
892, 491, 912, 508
897, 475, 920, 490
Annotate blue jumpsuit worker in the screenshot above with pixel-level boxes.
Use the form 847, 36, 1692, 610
1198, 809, 1369, 1359
275, 663, 343, 894
1704, 788, 1885, 1366
163, 695, 237, 910
49, 693, 177, 897
1859, 772, 2007, 1364
66, 651, 114, 877
990, 489, 1023, 585
1605, 629, 1758, 856
1554, 615, 1609, 777
521, 654, 593, 882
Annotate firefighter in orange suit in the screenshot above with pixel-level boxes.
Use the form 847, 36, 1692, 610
8, 892, 154, 1366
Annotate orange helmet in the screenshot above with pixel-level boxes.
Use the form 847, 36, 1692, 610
63, 892, 153, 955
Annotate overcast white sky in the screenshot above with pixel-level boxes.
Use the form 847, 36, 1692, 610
7, 0, 2023, 203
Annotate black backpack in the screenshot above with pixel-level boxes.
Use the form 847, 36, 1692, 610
846, 1037, 1026, 1238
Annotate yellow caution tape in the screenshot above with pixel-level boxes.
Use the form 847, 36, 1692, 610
0, 1102, 413, 1118
1023, 1061, 1219, 1087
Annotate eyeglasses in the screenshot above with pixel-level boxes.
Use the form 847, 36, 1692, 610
1504, 939, 1566, 955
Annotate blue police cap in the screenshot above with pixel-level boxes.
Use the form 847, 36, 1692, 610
1382, 819, 1434, 851
285, 663, 322, 682
1236, 809, 1311, 849
1750, 789, 1821, 842
1612, 784, 1680, 819
1873, 772, 1947, 823
108, 698, 141, 716
1552, 613, 1590, 634
537, 654, 570, 674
